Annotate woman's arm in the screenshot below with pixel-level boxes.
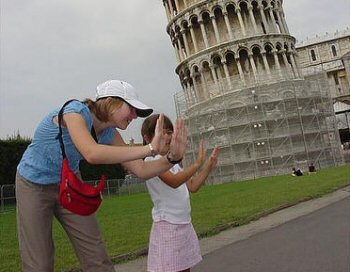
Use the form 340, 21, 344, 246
186, 146, 220, 193
65, 112, 188, 179
64, 113, 156, 164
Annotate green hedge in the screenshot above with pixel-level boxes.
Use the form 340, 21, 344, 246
0, 136, 125, 185
0, 138, 31, 185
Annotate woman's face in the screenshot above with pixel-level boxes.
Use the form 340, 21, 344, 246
111, 101, 138, 130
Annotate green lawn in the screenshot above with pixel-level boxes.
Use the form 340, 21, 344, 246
1, 164, 349, 272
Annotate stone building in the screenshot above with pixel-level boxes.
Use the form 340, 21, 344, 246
296, 28, 350, 101
161, 0, 344, 183
295, 29, 350, 145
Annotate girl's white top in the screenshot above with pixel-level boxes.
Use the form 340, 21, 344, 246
145, 155, 191, 224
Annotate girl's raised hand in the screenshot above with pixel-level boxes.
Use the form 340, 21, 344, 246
196, 140, 206, 166
169, 118, 188, 161
207, 146, 220, 171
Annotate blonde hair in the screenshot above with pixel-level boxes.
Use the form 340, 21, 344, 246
84, 97, 124, 122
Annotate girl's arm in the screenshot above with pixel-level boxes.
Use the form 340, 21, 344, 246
121, 118, 188, 180
157, 140, 206, 189
186, 146, 220, 193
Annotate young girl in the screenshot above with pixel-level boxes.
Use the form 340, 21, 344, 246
16, 80, 187, 272
141, 114, 220, 272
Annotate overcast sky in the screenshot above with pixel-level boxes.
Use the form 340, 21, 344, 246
1, 0, 349, 141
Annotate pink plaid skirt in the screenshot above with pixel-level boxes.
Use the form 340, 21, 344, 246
147, 221, 202, 272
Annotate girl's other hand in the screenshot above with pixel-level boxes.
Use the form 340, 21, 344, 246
207, 146, 220, 170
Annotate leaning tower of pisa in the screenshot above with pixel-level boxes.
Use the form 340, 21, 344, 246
161, 0, 344, 183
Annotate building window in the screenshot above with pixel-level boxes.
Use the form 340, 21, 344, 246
333, 73, 339, 85
310, 49, 317, 61
331, 45, 337, 57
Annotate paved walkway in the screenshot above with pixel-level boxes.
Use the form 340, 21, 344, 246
114, 186, 350, 272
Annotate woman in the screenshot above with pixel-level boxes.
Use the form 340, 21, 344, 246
16, 79, 187, 272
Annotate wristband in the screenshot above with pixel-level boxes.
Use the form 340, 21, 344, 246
166, 152, 182, 164
148, 143, 156, 157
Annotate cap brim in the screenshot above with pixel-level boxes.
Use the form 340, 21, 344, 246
125, 99, 153, 118
136, 108, 153, 117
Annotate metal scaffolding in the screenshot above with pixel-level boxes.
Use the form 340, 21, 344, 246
175, 73, 344, 183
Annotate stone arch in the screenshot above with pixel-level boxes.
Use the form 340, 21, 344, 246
191, 64, 204, 101
225, 50, 239, 77
251, 45, 265, 77
190, 15, 205, 51
238, 47, 251, 77
201, 11, 216, 47
212, 54, 225, 82
201, 61, 214, 87
238, 1, 250, 34
251, 0, 264, 34
282, 90, 294, 99
184, 68, 196, 104
213, 5, 229, 42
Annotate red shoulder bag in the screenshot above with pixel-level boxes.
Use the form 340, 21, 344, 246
57, 100, 106, 216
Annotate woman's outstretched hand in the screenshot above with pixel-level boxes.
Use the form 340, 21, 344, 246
150, 114, 167, 155
169, 118, 188, 161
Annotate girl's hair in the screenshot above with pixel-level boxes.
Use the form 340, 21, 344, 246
84, 97, 124, 122
141, 114, 173, 145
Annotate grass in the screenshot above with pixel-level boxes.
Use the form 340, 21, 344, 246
0, 164, 349, 271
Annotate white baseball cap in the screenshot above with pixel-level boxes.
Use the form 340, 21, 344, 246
96, 80, 153, 117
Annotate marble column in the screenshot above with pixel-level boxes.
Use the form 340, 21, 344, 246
174, 0, 180, 13
235, 56, 246, 84
223, 12, 234, 40
261, 50, 272, 78
199, 19, 210, 48
211, 15, 221, 44
222, 60, 232, 89
236, 8, 247, 36
168, 0, 175, 18
249, 53, 258, 81
200, 69, 209, 99
258, 3, 269, 34
275, 8, 285, 33
268, 6, 278, 33
176, 35, 185, 61
181, 29, 190, 56
289, 51, 300, 78
173, 40, 180, 63
248, 4, 259, 34
281, 49, 293, 77
272, 49, 283, 78
163, 1, 171, 21
189, 23, 199, 52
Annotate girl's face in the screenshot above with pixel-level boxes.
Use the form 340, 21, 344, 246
110, 101, 138, 130
159, 128, 173, 156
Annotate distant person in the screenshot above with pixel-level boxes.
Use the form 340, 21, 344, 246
15, 80, 187, 272
308, 163, 316, 174
292, 167, 303, 176
141, 114, 220, 272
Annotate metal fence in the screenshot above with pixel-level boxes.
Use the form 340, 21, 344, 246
0, 176, 148, 213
